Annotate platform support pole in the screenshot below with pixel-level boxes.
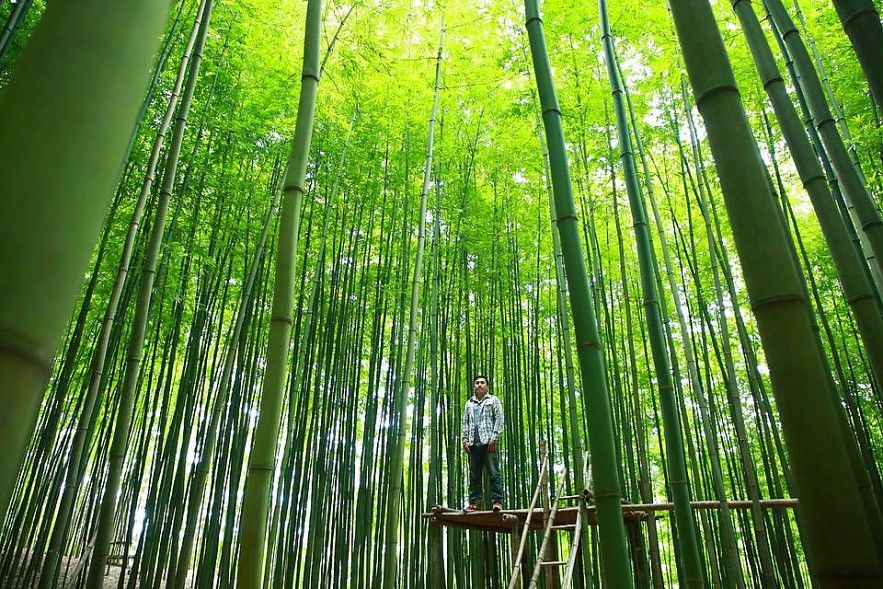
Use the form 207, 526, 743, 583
508, 521, 522, 589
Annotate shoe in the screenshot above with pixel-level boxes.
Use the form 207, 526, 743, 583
492, 500, 503, 512
464, 502, 480, 513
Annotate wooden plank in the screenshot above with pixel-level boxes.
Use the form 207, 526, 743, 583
424, 506, 580, 533
423, 499, 799, 533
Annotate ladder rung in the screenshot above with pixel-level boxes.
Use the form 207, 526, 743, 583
541, 560, 568, 566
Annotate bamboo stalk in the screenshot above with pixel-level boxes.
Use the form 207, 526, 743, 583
0, 0, 168, 524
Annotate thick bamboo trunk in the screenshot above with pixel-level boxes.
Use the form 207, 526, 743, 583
669, 0, 883, 584
832, 0, 883, 106
0, 0, 167, 524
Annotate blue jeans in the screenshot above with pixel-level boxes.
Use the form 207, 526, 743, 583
468, 444, 505, 503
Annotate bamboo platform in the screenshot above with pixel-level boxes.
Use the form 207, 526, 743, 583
423, 499, 799, 534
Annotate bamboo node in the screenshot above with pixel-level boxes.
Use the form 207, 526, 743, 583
525, 15, 543, 26
847, 293, 874, 305
750, 292, 804, 312
270, 314, 294, 326
0, 330, 52, 374
761, 76, 784, 91
801, 173, 826, 187
694, 82, 739, 107
839, 6, 878, 29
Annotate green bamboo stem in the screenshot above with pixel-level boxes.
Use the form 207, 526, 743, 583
790, 0, 870, 192
772, 14, 883, 312
633, 113, 696, 589
732, 0, 883, 391
754, 2, 883, 560
831, 0, 883, 107
594, 103, 661, 589
764, 0, 883, 282
528, 83, 590, 583
669, 0, 883, 584
671, 77, 777, 586
599, 5, 707, 585
161, 177, 228, 587
85, 3, 213, 587
0, 0, 167, 524
609, 168, 651, 584
427, 135, 445, 588
382, 20, 443, 587
523, 1, 634, 586
235, 1, 322, 585
711, 189, 815, 579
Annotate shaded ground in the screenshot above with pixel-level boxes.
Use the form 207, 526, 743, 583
1, 551, 157, 589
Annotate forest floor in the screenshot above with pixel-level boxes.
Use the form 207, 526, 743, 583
2, 551, 156, 589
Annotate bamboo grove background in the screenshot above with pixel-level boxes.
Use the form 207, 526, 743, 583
1, 0, 883, 587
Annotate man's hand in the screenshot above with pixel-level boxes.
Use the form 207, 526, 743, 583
463, 442, 471, 454
488, 440, 496, 453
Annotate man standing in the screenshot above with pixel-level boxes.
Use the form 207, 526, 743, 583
462, 375, 505, 512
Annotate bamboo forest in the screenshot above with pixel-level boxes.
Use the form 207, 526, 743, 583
3, 0, 883, 587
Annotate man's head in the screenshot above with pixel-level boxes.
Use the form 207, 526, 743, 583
473, 375, 489, 397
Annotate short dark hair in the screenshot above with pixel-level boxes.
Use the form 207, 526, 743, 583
473, 374, 489, 385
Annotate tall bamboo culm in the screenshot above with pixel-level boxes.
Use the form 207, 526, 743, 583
85, 2, 214, 587
235, 0, 322, 586
382, 19, 444, 588
523, 0, 635, 586
599, 3, 707, 586
0, 0, 168, 524
668, 0, 883, 585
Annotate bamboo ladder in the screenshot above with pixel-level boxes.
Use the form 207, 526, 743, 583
507, 447, 585, 589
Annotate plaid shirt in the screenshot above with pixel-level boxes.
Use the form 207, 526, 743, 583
462, 393, 504, 446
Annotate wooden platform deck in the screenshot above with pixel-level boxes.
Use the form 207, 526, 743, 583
423, 499, 799, 534
423, 505, 581, 533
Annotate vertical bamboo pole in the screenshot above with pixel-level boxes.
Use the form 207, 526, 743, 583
85, 3, 214, 587
382, 18, 444, 588
668, 0, 883, 584
235, 1, 322, 586
522, 1, 635, 586
0, 0, 167, 523
598, 3, 707, 585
